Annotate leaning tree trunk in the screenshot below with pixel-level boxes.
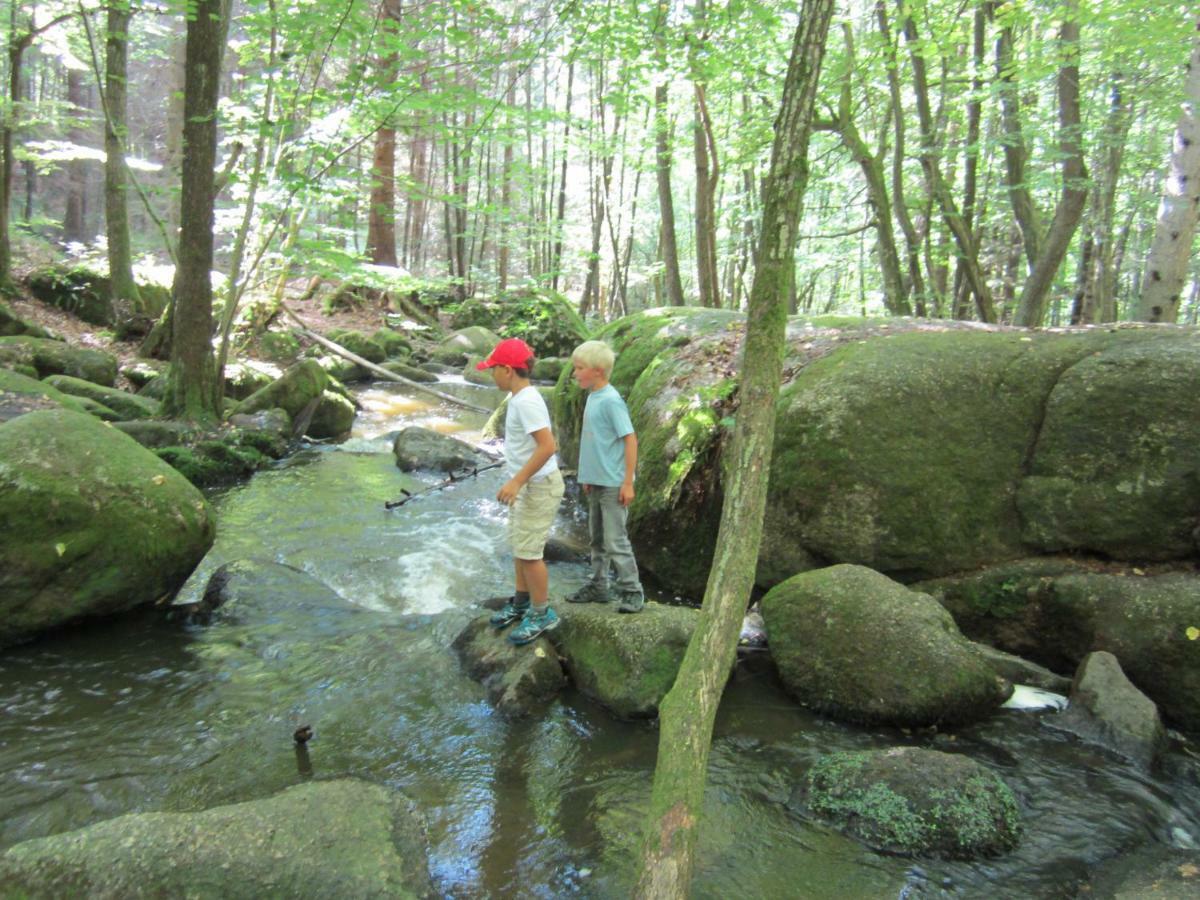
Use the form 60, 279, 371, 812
104, 0, 142, 316
632, 0, 835, 895
1136, 15, 1200, 323
163, 0, 226, 421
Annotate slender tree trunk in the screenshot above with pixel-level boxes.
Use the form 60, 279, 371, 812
633, 0, 835, 895
64, 69, 89, 242
550, 59, 573, 291
366, 0, 402, 267
104, 0, 141, 313
1014, 3, 1087, 327
163, 0, 227, 421
995, 15, 1042, 270
692, 82, 720, 307
1137, 15, 1200, 322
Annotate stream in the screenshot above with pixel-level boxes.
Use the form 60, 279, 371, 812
3, 376, 1200, 898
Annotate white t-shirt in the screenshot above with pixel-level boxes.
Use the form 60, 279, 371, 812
504, 386, 559, 480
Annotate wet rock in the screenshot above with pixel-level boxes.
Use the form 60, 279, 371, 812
392, 425, 490, 473
0, 779, 436, 898
762, 565, 1011, 727
549, 601, 698, 719
970, 643, 1072, 694
306, 389, 356, 440
1081, 842, 1200, 897
0, 409, 214, 649
804, 746, 1021, 859
1048, 651, 1167, 770
452, 615, 566, 717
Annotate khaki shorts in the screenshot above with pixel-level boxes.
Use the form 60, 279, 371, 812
509, 469, 565, 560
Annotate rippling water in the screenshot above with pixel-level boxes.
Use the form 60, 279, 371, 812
3, 378, 1199, 898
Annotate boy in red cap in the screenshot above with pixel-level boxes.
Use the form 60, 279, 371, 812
478, 338, 565, 644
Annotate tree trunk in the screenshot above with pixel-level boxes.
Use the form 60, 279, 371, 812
366, 0, 402, 268
1013, 4, 1087, 327
550, 59, 573, 291
64, 68, 89, 242
633, 0, 835, 895
163, 0, 226, 421
995, 16, 1043, 270
1136, 15, 1200, 323
692, 82, 720, 308
104, 0, 141, 313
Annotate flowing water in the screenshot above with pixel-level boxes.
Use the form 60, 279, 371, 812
3, 377, 1200, 898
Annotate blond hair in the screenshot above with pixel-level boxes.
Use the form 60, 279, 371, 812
571, 340, 616, 376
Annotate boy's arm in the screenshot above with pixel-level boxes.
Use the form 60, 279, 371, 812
497, 427, 557, 505
619, 432, 637, 507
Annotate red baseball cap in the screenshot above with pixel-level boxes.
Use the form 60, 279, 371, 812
476, 338, 535, 370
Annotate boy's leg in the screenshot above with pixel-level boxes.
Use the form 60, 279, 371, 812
597, 487, 644, 613
568, 486, 611, 603
508, 471, 565, 644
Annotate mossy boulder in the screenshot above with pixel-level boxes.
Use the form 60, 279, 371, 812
531, 356, 566, 383
0, 409, 214, 648
43, 374, 160, 420
761, 565, 1011, 727
548, 601, 698, 718
306, 389, 356, 440
221, 360, 276, 401
0, 367, 93, 423
119, 359, 167, 390
452, 615, 567, 717
26, 264, 113, 325
1017, 331, 1200, 560
380, 359, 439, 383
0, 779, 435, 898
0, 335, 118, 386
231, 358, 328, 420
0, 300, 55, 338
431, 326, 500, 366
328, 328, 387, 364
448, 289, 588, 358
372, 327, 413, 359
805, 747, 1021, 859
258, 328, 301, 363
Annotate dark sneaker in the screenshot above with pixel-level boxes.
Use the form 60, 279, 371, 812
616, 592, 645, 614
508, 606, 560, 645
567, 581, 610, 604
490, 599, 529, 629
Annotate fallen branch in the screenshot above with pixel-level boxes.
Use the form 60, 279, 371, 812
385, 461, 504, 509
278, 301, 491, 414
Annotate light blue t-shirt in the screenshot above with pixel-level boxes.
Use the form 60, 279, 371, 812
577, 384, 635, 487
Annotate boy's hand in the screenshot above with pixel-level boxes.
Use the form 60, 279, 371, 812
497, 479, 522, 505
619, 481, 635, 507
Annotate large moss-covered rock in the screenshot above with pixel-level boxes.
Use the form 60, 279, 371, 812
26, 264, 113, 325
548, 601, 698, 718
0, 779, 435, 898
231, 358, 328, 419
0, 300, 55, 338
551, 313, 1200, 597
761, 565, 1011, 727
805, 747, 1021, 859
0, 335, 118, 386
43, 374, 160, 420
449, 289, 589, 358
306, 389, 356, 440
0, 367, 92, 423
1017, 330, 1200, 560
0, 409, 214, 648
432, 326, 501, 365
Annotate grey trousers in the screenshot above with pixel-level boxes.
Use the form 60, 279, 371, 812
585, 485, 642, 594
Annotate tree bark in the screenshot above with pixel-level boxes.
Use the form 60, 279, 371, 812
1137, 15, 1200, 323
633, 0, 835, 895
163, 0, 227, 421
64, 68, 89, 243
1013, 3, 1088, 327
104, 0, 142, 314
995, 14, 1043, 270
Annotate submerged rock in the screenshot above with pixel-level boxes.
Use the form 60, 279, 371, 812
762, 565, 1011, 727
0, 779, 436, 898
0, 408, 214, 649
805, 747, 1021, 859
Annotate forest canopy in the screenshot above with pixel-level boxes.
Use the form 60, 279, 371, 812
4, 0, 1199, 327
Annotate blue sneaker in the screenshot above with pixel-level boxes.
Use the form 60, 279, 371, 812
508, 606, 559, 645
490, 599, 529, 630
